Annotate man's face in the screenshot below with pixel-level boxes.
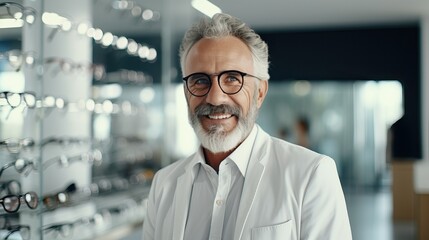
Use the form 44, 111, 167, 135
183, 36, 268, 153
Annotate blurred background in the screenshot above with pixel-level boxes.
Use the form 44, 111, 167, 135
0, 0, 428, 239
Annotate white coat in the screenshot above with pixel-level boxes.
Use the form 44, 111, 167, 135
143, 125, 352, 240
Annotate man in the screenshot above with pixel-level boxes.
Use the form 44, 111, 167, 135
143, 13, 352, 240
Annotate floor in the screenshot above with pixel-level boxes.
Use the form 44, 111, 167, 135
345, 188, 416, 240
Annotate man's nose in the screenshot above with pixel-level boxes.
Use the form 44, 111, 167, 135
204, 78, 229, 105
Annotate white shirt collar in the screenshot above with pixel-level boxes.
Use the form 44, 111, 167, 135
192, 125, 258, 177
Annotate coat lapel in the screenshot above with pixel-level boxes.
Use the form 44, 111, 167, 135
234, 126, 269, 240
172, 163, 195, 240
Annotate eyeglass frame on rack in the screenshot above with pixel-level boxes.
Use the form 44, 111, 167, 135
0, 158, 37, 179
1, 224, 31, 240
0, 191, 38, 213
0, 2, 37, 25
0, 138, 35, 154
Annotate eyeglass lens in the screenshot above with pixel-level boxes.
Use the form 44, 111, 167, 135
0, 191, 38, 213
0, 92, 36, 108
185, 70, 244, 96
0, 138, 35, 153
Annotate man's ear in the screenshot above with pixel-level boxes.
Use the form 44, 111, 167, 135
256, 80, 268, 108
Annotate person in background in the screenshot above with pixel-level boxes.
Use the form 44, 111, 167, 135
143, 13, 352, 240
294, 116, 311, 149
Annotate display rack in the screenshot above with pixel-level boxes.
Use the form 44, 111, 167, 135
0, 0, 162, 239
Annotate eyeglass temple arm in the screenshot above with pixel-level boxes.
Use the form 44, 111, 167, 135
0, 162, 15, 178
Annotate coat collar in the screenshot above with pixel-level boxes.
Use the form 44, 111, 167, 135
172, 125, 271, 240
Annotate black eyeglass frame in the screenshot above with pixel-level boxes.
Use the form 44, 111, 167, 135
182, 70, 261, 97
0, 91, 37, 109
0, 191, 38, 213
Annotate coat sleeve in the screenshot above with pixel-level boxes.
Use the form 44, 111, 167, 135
142, 173, 159, 240
300, 156, 352, 240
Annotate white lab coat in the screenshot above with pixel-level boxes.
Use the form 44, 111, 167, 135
143, 125, 352, 240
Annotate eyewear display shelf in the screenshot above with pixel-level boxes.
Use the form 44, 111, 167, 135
0, 0, 156, 239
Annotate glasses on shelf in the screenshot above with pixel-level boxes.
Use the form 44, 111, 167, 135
43, 221, 75, 238
44, 57, 106, 80
0, 50, 37, 72
42, 183, 76, 210
43, 215, 99, 238
42, 149, 102, 170
0, 191, 38, 213
0, 92, 36, 109
183, 70, 261, 97
0, 180, 21, 196
41, 137, 90, 148
0, 138, 35, 154
1, 224, 31, 240
0, 2, 37, 25
0, 158, 36, 179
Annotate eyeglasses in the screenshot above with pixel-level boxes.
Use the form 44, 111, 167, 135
43, 215, 99, 238
41, 137, 89, 148
0, 50, 37, 71
0, 191, 38, 213
0, 91, 36, 109
0, 138, 35, 154
43, 183, 76, 210
42, 149, 103, 170
2, 224, 31, 240
0, 158, 36, 179
44, 57, 106, 80
182, 70, 261, 97
0, 2, 37, 25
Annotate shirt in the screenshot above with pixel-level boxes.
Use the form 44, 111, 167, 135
183, 125, 258, 240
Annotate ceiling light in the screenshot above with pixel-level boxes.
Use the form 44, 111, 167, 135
191, 0, 221, 18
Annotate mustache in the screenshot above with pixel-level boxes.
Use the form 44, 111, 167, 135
194, 104, 241, 117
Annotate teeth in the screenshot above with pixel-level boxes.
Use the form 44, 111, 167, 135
208, 114, 231, 120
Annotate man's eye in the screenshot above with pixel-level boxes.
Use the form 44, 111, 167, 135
192, 77, 210, 85
223, 73, 242, 84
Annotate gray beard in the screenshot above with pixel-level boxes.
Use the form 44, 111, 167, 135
189, 97, 259, 153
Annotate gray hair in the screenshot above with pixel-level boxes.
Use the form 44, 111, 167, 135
179, 13, 270, 80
